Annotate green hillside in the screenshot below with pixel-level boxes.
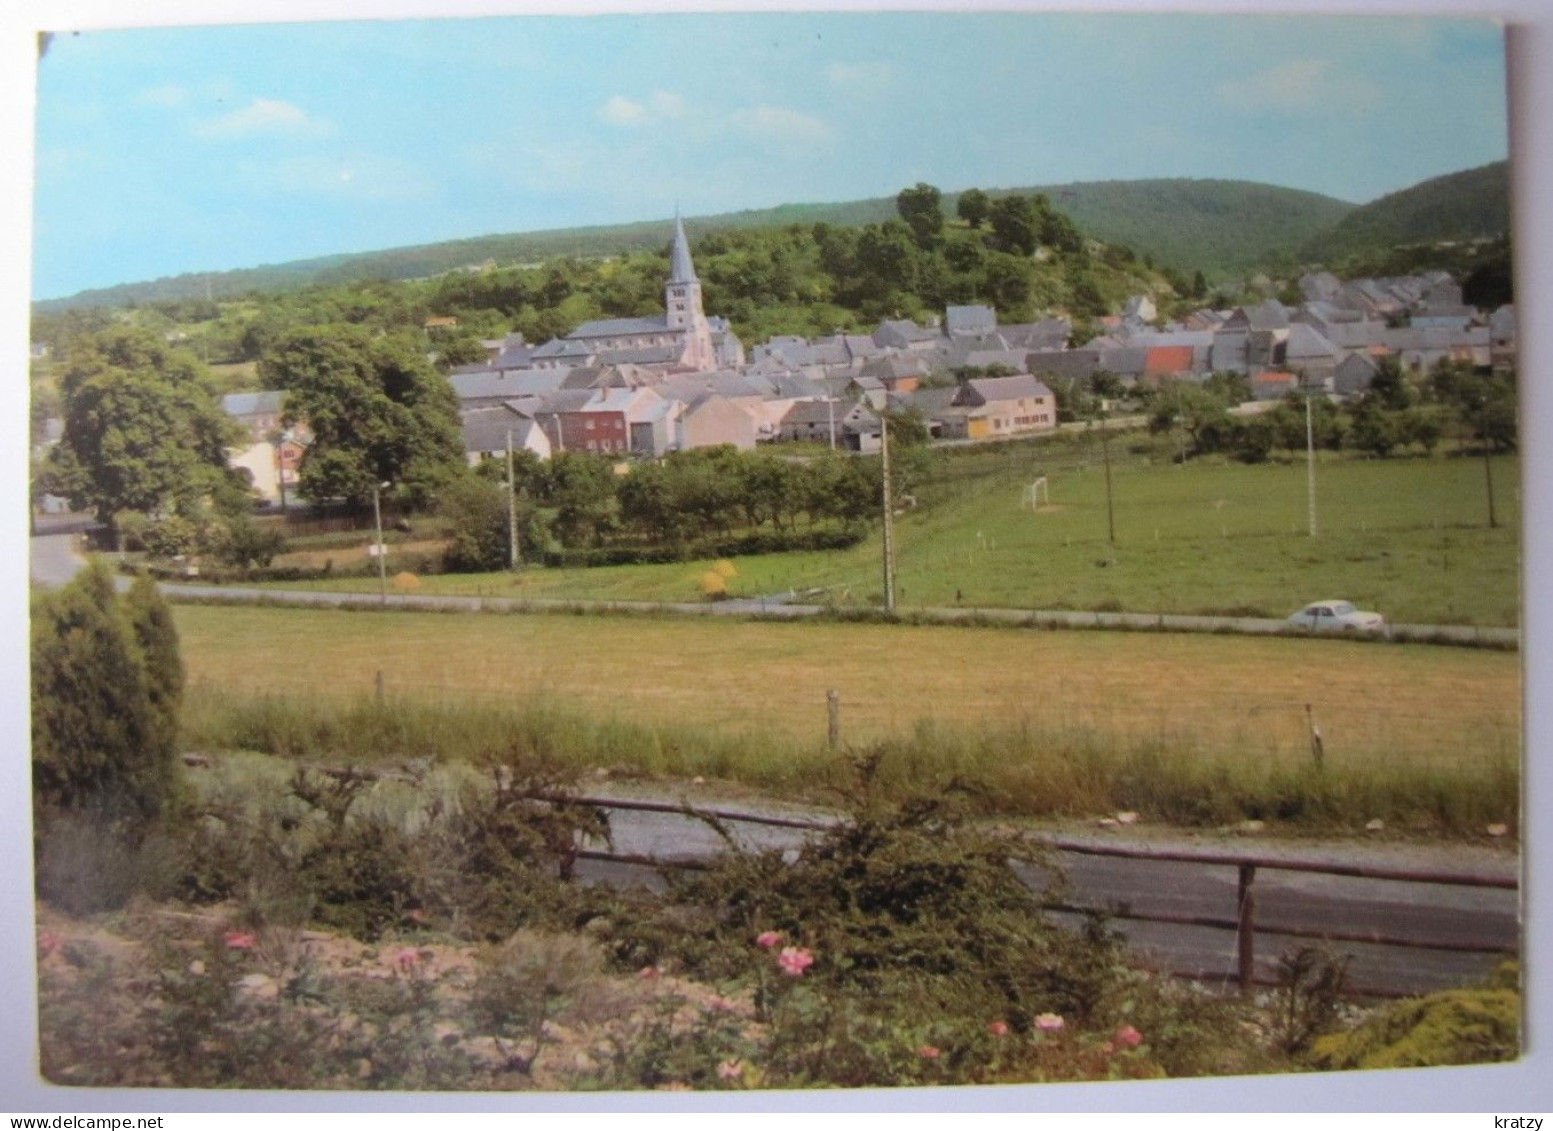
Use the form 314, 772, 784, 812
37, 178, 1355, 312
1028, 179, 1354, 279
1299, 161, 1510, 265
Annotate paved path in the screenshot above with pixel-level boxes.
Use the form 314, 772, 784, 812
569, 785, 1519, 998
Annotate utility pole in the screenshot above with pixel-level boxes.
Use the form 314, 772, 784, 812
371, 480, 389, 605
880, 412, 896, 613
1099, 414, 1116, 546
1305, 393, 1318, 538
827, 397, 836, 451
506, 429, 522, 569
1482, 429, 1499, 530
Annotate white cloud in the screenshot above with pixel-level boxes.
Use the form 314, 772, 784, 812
727, 105, 834, 148
196, 98, 334, 140
1216, 59, 1380, 114
826, 61, 895, 92
600, 90, 686, 128
600, 95, 647, 126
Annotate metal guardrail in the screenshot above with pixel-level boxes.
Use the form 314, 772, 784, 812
546, 792, 1519, 995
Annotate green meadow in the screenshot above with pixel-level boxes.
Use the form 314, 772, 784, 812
260, 443, 1521, 628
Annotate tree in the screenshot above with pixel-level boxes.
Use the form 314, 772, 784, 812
439, 474, 512, 572
545, 452, 619, 547
44, 327, 246, 529
987, 196, 1037, 257
32, 562, 179, 831
1368, 357, 1412, 411
1148, 382, 1232, 456
956, 189, 991, 230
260, 325, 464, 509
895, 183, 945, 249
1347, 398, 1402, 457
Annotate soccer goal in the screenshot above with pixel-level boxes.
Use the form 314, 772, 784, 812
1023, 476, 1050, 510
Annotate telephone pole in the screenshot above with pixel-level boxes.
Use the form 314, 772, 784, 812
1306, 393, 1319, 538
880, 413, 897, 613
506, 430, 522, 569
1100, 414, 1116, 546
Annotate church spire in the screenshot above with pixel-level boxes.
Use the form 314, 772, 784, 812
669, 211, 697, 284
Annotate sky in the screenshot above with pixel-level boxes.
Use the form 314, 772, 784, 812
31, 12, 1509, 300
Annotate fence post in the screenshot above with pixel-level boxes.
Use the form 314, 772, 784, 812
827, 689, 841, 749
375, 670, 386, 704
1237, 863, 1257, 993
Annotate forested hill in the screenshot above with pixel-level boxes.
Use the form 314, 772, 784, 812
38, 178, 1355, 312
1298, 161, 1510, 265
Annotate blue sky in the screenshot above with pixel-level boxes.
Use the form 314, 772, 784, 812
31, 12, 1508, 299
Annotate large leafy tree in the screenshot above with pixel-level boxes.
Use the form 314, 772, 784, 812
260, 324, 464, 508
895, 182, 944, 249
987, 196, 1038, 257
44, 327, 244, 527
956, 188, 991, 230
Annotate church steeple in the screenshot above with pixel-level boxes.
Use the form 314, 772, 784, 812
665, 211, 713, 369
669, 212, 698, 284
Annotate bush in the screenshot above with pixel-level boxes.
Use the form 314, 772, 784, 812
1309, 986, 1519, 1070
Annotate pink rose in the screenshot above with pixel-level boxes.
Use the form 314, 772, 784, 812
1035, 1012, 1065, 1033
638, 965, 661, 980
918, 1045, 940, 1060
1115, 1024, 1143, 1049
988, 1020, 1010, 1037
223, 930, 257, 950
395, 947, 422, 973
717, 1059, 743, 1082
755, 931, 782, 949
776, 946, 814, 977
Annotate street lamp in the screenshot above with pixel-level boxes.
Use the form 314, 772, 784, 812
371, 480, 391, 604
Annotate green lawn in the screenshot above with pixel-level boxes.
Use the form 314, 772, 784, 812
254, 449, 1519, 627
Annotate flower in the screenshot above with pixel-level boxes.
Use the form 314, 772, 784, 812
395, 947, 422, 974
223, 930, 257, 950
717, 1059, 744, 1082
1115, 1024, 1143, 1049
988, 1020, 1010, 1037
918, 1045, 941, 1060
638, 965, 661, 980
706, 994, 737, 1013
37, 930, 63, 958
776, 946, 814, 977
1035, 1012, 1065, 1033
755, 930, 782, 949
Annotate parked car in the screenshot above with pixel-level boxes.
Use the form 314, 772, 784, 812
1287, 600, 1386, 633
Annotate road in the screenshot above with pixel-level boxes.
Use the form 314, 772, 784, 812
572, 791, 1519, 998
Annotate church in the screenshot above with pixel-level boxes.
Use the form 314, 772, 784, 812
525, 215, 742, 372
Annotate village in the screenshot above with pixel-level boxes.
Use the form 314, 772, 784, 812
211, 216, 1518, 501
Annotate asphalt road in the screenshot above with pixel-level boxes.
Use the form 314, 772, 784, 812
573, 796, 1518, 998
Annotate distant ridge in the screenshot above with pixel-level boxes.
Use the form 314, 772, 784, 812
36, 176, 1362, 311
1298, 161, 1510, 264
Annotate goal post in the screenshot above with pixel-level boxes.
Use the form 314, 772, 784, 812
1023, 476, 1049, 510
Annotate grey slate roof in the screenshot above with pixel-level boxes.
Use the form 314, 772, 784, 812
566, 316, 674, 340
945, 305, 997, 336
222, 391, 285, 417
670, 214, 698, 284
955, 375, 1053, 406
461, 405, 533, 454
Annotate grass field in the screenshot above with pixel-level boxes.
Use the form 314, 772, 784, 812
256, 448, 1521, 627
175, 603, 1519, 831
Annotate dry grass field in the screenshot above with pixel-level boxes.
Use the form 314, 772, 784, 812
176, 604, 1519, 777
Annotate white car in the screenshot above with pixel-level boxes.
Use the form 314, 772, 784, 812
1287, 600, 1387, 634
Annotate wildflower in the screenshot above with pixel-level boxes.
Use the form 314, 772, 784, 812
1035, 1012, 1065, 1033
638, 965, 661, 980
717, 1059, 744, 1082
706, 994, 737, 1013
755, 930, 782, 949
1115, 1024, 1143, 1049
918, 1045, 941, 1060
776, 946, 814, 977
988, 1020, 1010, 1037
223, 929, 257, 950
395, 947, 422, 974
